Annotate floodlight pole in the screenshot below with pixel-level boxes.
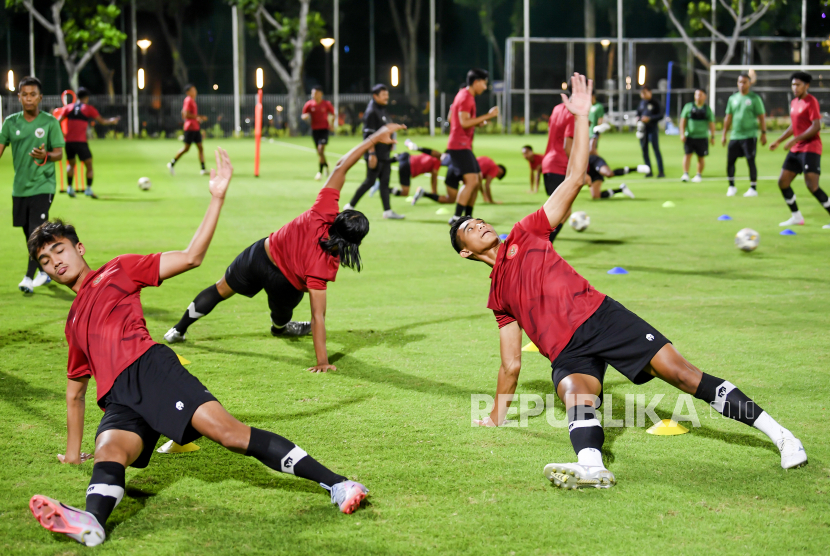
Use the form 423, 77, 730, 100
616, 0, 623, 131
131, 0, 138, 138
232, 5, 241, 136
801, 0, 807, 65
523, 0, 530, 136
334, 0, 339, 130
429, 0, 435, 136
29, 12, 34, 76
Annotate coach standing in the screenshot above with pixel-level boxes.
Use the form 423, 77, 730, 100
636, 86, 665, 178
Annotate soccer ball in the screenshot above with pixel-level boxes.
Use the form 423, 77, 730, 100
735, 228, 759, 252
138, 177, 152, 191
569, 211, 590, 232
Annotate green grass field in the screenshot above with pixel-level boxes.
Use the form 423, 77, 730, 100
1, 132, 828, 555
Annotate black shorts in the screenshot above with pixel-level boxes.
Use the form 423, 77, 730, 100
96, 344, 217, 469
12, 193, 53, 229
684, 137, 709, 157
551, 296, 671, 395
184, 130, 202, 144
444, 166, 462, 190
782, 151, 821, 175
397, 152, 411, 186
543, 173, 566, 196
312, 129, 329, 147
587, 155, 606, 183
65, 142, 92, 161
446, 149, 480, 176
224, 238, 304, 317
727, 138, 756, 160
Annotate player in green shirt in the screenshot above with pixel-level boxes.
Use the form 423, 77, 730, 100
721, 74, 767, 197
679, 88, 715, 183
588, 95, 606, 151
0, 76, 65, 293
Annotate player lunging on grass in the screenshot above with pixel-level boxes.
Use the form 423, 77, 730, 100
722, 74, 767, 197
521, 145, 543, 193
449, 73, 807, 490
27, 148, 368, 548
165, 125, 404, 371
301, 86, 335, 180
168, 84, 207, 176
0, 76, 65, 294
584, 152, 638, 200
679, 88, 715, 183
769, 72, 830, 229
476, 156, 506, 204
57, 87, 121, 199
391, 147, 444, 202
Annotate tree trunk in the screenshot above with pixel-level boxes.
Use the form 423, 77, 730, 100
584, 0, 596, 82
155, 7, 189, 90
388, 0, 421, 108
94, 52, 115, 100
406, 20, 419, 107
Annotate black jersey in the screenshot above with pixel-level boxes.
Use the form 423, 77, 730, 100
636, 98, 663, 130
362, 99, 391, 160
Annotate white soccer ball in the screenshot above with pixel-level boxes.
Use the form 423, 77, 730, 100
569, 211, 590, 232
735, 228, 759, 252
138, 177, 152, 191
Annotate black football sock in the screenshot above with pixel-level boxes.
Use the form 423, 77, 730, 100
26, 257, 39, 279
170, 158, 177, 166
67, 175, 73, 186
464, 205, 473, 217
781, 187, 799, 212
319, 162, 325, 172
612, 167, 629, 176
85, 461, 125, 526
694, 373, 763, 426
424, 192, 439, 202
391, 187, 403, 196
87, 176, 93, 188
750, 182, 757, 190
747, 158, 758, 183
173, 284, 225, 334
201, 161, 206, 170
600, 190, 614, 198
549, 222, 564, 242
567, 405, 605, 466
454, 203, 465, 217
728, 177, 735, 187
418, 147, 433, 155
247, 428, 347, 491
810, 187, 830, 214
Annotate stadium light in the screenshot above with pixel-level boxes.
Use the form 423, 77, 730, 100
276, 105, 283, 112
136, 39, 152, 54
7, 70, 14, 91
561, 82, 568, 90
638, 65, 646, 86
213, 84, 218, 90
138, 69, 145, 90
320, 37, 335, 51
256, 68, 264, 89
600, 39, 611, 50
391, 66, 399, 87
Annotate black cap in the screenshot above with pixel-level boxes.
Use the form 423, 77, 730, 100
371, 83, 388, 95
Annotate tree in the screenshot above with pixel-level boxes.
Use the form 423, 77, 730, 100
137, 0, 191, 90
650, 0, 777, 69
387, 0, 422, 108
9, 0, 126, 90
454, 0, 507, 80
236, 0, 325, 136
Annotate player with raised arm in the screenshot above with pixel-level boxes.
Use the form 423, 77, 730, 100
57, 87, 120, 199
0, 76, 64, 294
679, 88, 715, 183
449, 73, 807, 491
722, 74, 767, 197
168, 84, 208, 176
769, 72, 830, 228
521, 145, 543, 193
27, 147, 369, 548
301, 86, 335, 180
165, 125, 404, 371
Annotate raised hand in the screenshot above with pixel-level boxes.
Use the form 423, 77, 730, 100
209, 147, 233, 200
370, 124, 407, 145
561, 73, 592, 118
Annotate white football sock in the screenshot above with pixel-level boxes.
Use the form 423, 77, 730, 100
753, 411, 788, 444
576, 447, 604, 468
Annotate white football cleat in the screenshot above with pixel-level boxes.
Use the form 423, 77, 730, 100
779, 214, 805, 226
636, 164, 650, 174
620, 184, 635, 199
330, 480, 368, 514
778, 432, 808, 469
30, 495, 106, 547
691, 174, 703, 183
404, 138, 418, 151
726, 186, 737, 197
383, 209, 405, 220
412, 187, 425, 205
167, 162, 175, 176
200, 169, 207, 176
544, 462, 616, 490
164, 327, 186, 343
18, 276, 34, 294
823, 223, 830, 229
593, 122, 612, 135
32, 270, 51, 288
680, 173, 690, 182
343, 203, 354, 211
314, 172, 322, 181
743, 188, 758, 197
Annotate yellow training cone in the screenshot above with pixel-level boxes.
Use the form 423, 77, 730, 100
646, 419, 689, 436
157, 440, 200, 454
176, 353, 191, 365
522, 342, 539, 352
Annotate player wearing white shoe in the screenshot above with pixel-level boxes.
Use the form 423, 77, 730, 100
301, 86, 335, 180
769, 72, 830, 228
679, 89, 714, 184
168, 85, 207, 176
722, 75, 766, 197
585, 152, 642, 200
451, 74, 807, 492
27, 148, 367, 547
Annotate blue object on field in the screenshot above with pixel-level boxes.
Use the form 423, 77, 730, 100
499, 234, 508, 240
780, 229, 797, 236
607, 267, 628, 275
717, 215, 732, 221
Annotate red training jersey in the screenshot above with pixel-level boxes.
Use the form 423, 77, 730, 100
65, 254, 162, 403
477, 156, 500, 179
528, 153, 544, 171
409, 153, 441, 178
302, 99, 335, 131
789, 94, 822, 155
268, 188, 342, 291
447, 88, 476, 150
183, 96, 200, 131
487, 208, 606, 361
542, 104, 574, 175
60, 102, 100, 143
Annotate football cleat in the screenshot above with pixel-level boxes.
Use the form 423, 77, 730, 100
680, 173, 690, 182
200, 169, 208, 176
84, 189, 99, 199
743, 188, 758, 197
412, 187, 425, 205
726, 186, 737, 197
18, 276, 34, 294
636, 164, 650, 174
823, 224, 830, 229
544, 462, 616, 490
314, 172, 322, 181
330, 480, 368, 514
620, 184, 635, 199
778, 433, 808, 469
67, 186, 76, 198
271, 321, 312, 337
167, 162, 175, 176
164, 327, 186, 343
383, 210, 405, 220
448, 215, 460, 226
30, 495, 106, 547
32, 271, 51, 288
404, 138, 418, 151
691, 174, 703, 183
343, 203, 354, 211
593, 122, 612, 135
779, 214, 805, 226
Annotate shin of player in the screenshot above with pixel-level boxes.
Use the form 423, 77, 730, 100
301, 86, 335, 180
722, 74, 766, 197
168, 84, 207, 175
521, 146, 543, 193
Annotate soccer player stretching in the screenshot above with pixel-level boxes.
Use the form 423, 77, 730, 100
541, 93, 574, 241
165, 125, 404, 371
168, 84, 208, 176
0, 76, 64, 294
722, 74, 766, 197
28, 148, 369, 548
301, 86, 335, 180
521, 145, 543, 193
769, 71, 830, 228
57, 87, 121, 199
477, 156, 506, 204
449, 73, 807, 490
585, 152, 637, 200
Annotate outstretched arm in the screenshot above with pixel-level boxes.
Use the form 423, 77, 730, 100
59, 377, 93, 464
159, 148, 232, 280
474, 321, 523, 427
307, 289, 333, 372
323, 123, 406, 192
543, 73, 592, 228
94, 115, 121, 126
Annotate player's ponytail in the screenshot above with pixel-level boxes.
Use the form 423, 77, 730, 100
320, 210, 370, 272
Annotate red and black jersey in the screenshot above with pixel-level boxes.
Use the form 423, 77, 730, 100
59, 102, 100, 143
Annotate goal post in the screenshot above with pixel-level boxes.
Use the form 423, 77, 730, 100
709, 65, 830, 117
